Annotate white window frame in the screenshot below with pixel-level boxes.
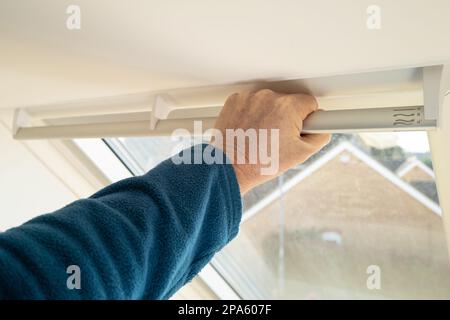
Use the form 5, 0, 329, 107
74, 128, 450, 299
10, 63, 450, 298
11, 65, 446, 140
428, 91, 450, 251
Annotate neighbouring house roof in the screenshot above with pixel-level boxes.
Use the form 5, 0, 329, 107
375, 158, 406, 172
411, 181, 440, 204
396, 156, 435, 179
395, 156, 439, 203
243, 141, 441, 223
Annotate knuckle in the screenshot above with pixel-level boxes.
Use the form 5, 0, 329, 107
224, 92, 239, 105
253, 89, 275, 99
277, 93, 318, 113
227, 92, 239, 101
252, 89, 275, 101
276, 94, 297, 106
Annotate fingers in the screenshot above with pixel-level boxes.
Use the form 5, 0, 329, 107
301, 133, 332, 149
223, 92, 239, 110
277, 93, 319, 120
289, 133, 330, 166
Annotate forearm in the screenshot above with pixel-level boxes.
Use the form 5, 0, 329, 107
0, 144, 242, 299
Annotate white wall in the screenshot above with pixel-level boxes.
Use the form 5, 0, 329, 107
1, 0, 450, 109
0, 123, 78, 231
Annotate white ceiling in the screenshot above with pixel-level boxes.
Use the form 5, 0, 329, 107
1, 0, 450, 109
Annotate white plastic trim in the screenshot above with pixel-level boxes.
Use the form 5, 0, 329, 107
12, 65, 446, 140
423, 65, 443, 121
198, 265, 241, 300
428, 89, 450, 259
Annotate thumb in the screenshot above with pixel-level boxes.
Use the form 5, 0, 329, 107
289, 133, 331, 165
301, 133, 332, 149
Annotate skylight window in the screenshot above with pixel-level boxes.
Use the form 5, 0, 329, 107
102, 131, 448, 299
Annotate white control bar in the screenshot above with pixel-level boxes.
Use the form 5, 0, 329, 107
302, 106, 436, 133
13, 105, 436, 140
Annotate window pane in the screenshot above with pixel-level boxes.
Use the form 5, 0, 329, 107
214, 132, 448, 299
105, 136, 195, 173
171, 278, 218, 300
106, 132, 449, 299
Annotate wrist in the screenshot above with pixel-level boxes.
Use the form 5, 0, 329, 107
231, 164, 254, 195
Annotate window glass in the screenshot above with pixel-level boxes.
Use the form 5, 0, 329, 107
106, 132, 449, 299
105, 136, 195, 173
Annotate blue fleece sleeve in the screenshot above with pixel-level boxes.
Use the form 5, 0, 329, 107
0, 144, 242, 299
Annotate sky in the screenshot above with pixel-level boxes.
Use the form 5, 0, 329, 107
359, 131, 430, 153
395, 131, 430, 153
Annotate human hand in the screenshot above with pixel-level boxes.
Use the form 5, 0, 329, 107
212, 89, 331, 194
